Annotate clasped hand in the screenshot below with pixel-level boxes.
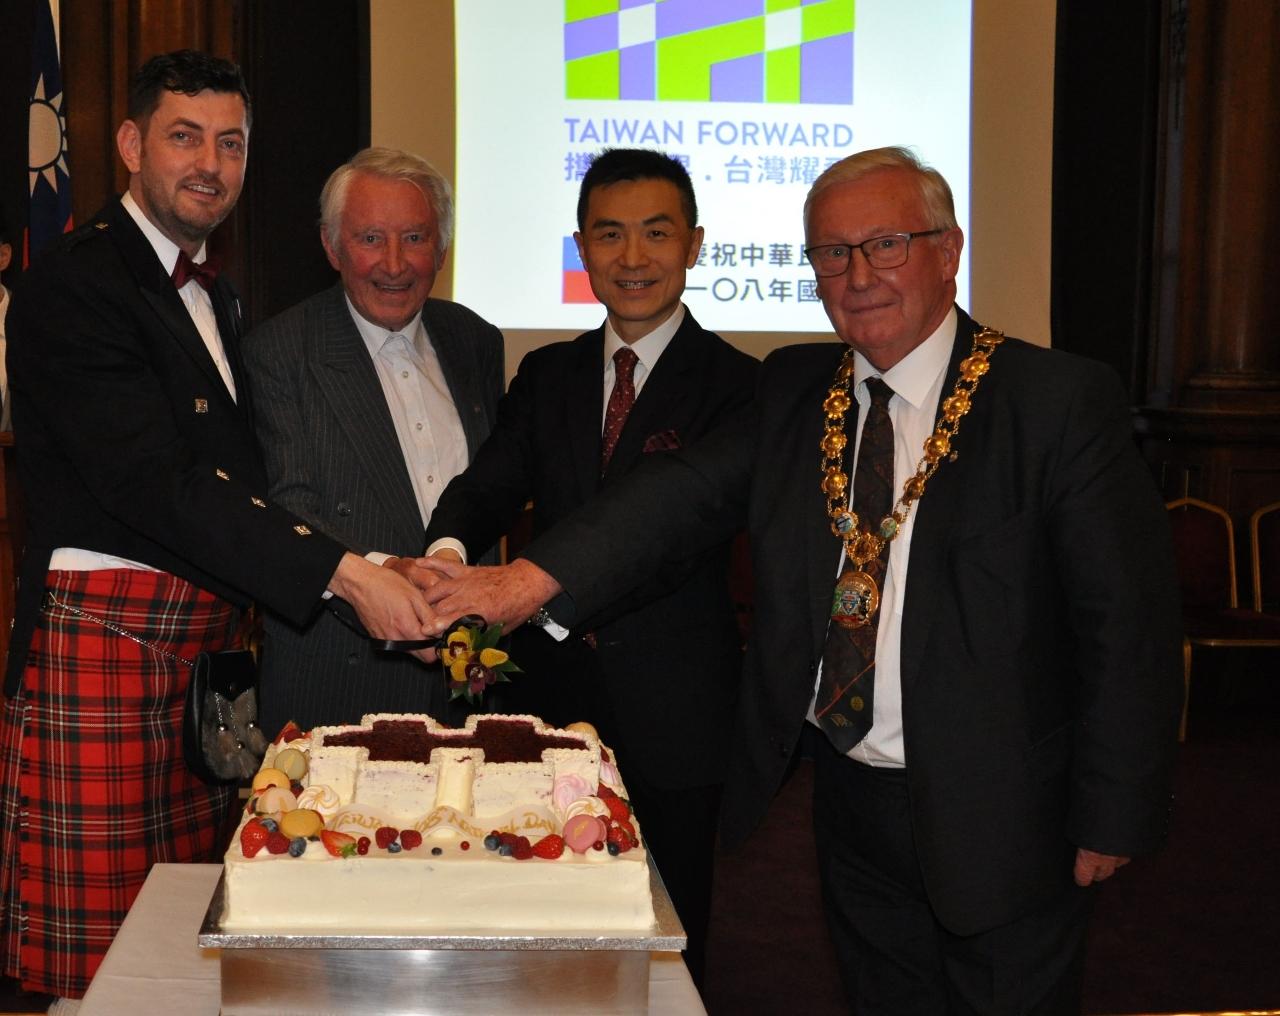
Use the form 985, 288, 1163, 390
339, 553, 556, 662
395, 556, 562, 643
326, 552, 444, 663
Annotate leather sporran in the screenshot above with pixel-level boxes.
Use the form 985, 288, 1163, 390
183, 649, 268, 783
43, 591, 266, 783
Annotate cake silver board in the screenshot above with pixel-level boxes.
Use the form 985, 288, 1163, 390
199, 856, 686, 1015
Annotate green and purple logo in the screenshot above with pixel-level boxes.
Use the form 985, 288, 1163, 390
565, 0, 854, 105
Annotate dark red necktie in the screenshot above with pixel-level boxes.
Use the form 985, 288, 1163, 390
172, 250, 218, 292
816, 376, 895, 752
601, 347, 639, 472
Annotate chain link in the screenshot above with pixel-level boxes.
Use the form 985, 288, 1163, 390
43, 591, 195, 668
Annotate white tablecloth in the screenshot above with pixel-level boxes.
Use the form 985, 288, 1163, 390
81, 864, 706, 1015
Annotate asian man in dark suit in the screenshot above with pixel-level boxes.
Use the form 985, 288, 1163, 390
418, 147, 1183, 1015
421, 148, 758, 986
0, 52, 433, 1004
243, 148, 503, 734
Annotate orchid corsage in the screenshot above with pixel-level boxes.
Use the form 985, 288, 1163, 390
440, 622, 521, 703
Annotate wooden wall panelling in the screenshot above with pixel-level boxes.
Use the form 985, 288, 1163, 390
0, 2, 34, 257
1184, 0, 1280, 395
237, 0, 370, 325
1050, 0, 1162, 394
1136, 0, 1280, 542
59, 4, 127, 225
1145, 0, 1187, 410
1153, 0, 1280, 411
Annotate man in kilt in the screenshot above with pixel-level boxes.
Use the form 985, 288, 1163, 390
1, 51, 436, 1004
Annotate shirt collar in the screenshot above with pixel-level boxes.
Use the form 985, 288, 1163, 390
345, 294, 426, 359
120, 191, 207, 276
853, 306, 957, 411
603, 303, 685, 374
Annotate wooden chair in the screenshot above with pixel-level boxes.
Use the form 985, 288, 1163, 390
1249, 500, 1280, 613
1166, 498, 1280, 739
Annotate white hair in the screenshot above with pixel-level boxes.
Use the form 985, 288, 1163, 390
804, 146, 958, 235
319, 146, 454, 256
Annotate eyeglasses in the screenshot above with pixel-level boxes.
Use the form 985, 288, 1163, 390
804, 230, 947, 276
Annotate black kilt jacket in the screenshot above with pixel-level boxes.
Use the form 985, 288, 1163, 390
4, 197, 346, 695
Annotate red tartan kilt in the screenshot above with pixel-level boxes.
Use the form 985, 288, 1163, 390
0, 569, 241, 998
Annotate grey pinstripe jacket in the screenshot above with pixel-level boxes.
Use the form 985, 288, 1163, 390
243, 283, 503, 732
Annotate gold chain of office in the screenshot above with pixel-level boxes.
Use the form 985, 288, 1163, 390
820, 325, 1004, 629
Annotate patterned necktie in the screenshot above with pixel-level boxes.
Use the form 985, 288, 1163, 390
816, 376, 896, 752
172, 250, 218, 292
601, 346, 639, 471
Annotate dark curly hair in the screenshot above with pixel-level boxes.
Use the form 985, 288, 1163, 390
128, 49, 252, 129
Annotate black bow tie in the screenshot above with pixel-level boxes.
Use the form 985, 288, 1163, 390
172, 250, 218, 292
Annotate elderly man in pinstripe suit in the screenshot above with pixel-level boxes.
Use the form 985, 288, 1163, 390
244, 147, 504, 734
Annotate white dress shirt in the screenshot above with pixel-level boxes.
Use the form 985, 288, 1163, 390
348, 299, 469, 530
808, 307, 958, 767
122, 191, 236, 400
50, 192, 236, 572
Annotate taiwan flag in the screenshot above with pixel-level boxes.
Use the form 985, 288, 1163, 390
561, 236, 598, 304
26, 0, 73, 266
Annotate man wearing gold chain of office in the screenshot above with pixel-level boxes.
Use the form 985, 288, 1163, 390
418, 146, 1184, 1016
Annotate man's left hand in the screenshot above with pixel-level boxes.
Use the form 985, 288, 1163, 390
1073, 848, 1130, 886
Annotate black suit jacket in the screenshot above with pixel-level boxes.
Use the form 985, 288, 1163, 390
242, 285, 504, 731
523, 309, 1183, 934
4, 197, 346, 695
424, 311, 759, 788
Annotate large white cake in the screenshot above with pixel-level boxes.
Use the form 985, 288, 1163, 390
220, 713, 655, 933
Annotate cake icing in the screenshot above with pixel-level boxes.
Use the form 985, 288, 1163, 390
221, 713, 655, 933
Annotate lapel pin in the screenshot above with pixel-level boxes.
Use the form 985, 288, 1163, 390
194, 398, 208, 413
